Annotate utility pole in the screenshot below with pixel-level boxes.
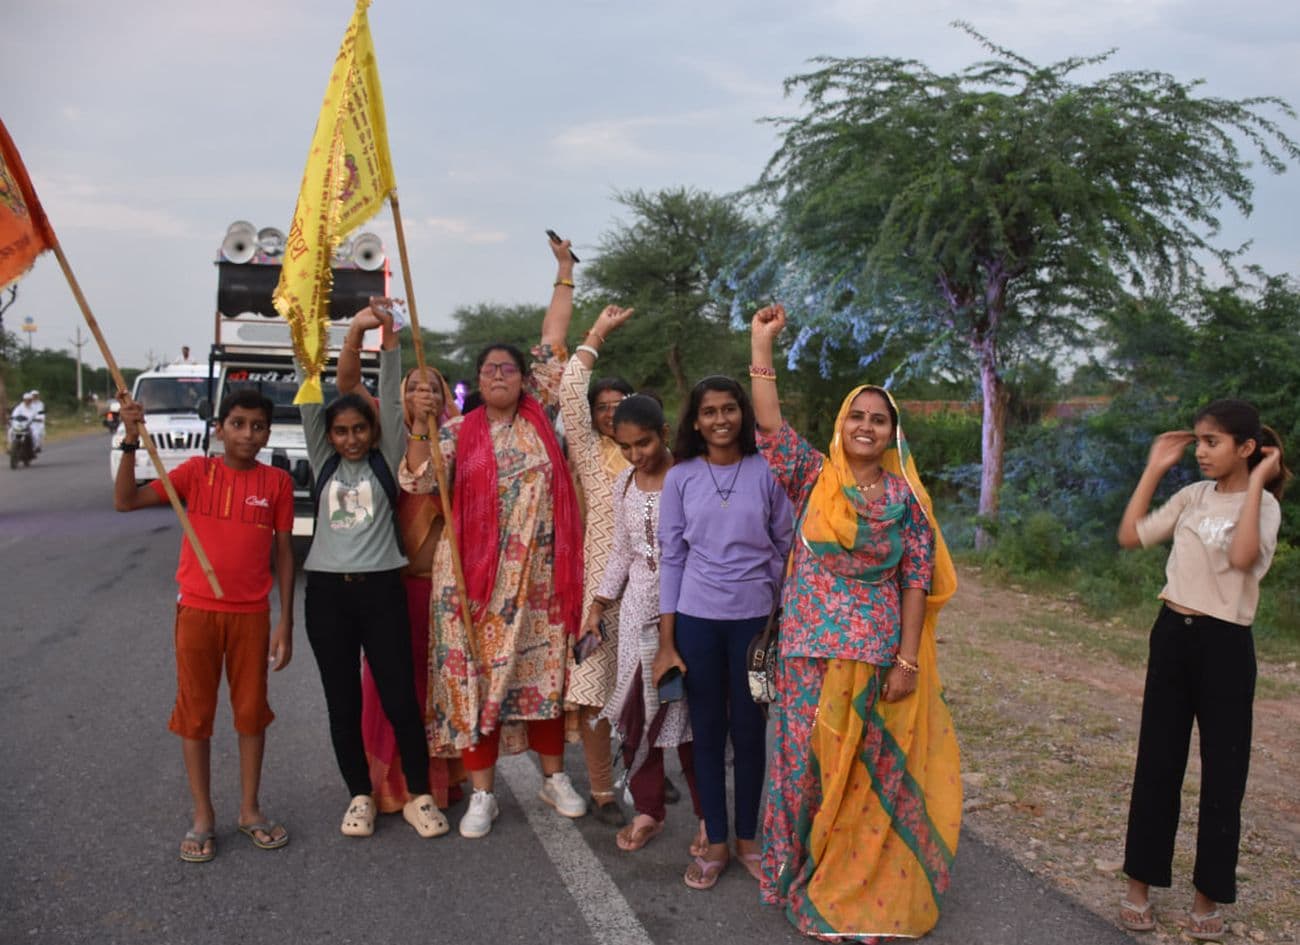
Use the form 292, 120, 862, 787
69, 325, 87, 404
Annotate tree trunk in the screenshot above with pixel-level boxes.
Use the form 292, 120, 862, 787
666, 342, 688, 405
974, 332, 1008, 551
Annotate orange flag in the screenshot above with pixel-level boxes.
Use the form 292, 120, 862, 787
0, 119, 56, 287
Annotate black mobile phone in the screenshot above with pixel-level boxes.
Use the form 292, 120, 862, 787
656, 665, 684, 703
545, 229, 580, 263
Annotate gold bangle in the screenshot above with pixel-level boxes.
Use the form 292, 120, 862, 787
749, 371, 777, 381
894, 656, 919, 674
410, 433, 430, 442
586, 329, 605, 343
554, 278, 575, 288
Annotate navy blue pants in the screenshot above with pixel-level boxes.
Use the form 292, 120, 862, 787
675, 612, 769, 845
1123, 605, 1256, 903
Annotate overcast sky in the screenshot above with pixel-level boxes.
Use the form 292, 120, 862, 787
4, 0, 1298, 369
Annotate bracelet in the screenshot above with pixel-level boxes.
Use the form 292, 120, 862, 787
749, 371, 777, 381
893, 655, 919, 674
119, 442, 140, 453
409, 433, 430, 441
586, 328, 605, 343
554, 278, 575, 288
576, 344, 600, 359
748, 363, 776, 378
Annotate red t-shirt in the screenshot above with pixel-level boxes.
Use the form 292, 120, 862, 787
150, 457, 294, 613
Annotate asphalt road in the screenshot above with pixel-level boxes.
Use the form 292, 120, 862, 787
0, 435, 1137, 945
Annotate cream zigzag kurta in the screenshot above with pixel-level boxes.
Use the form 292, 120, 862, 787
559, 353, 627, 711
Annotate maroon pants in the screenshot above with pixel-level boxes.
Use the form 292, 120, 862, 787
628, 742, 702, 822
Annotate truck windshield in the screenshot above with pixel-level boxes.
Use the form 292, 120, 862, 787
223, 369, 378, 421
134, 377, 209, 414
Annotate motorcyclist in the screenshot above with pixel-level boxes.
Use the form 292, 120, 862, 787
9, 391, 39, 455
27, 389, 46, 452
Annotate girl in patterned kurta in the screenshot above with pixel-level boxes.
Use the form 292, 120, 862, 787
559, 303, 636, 826
400, 236, 589, 839
750, 305, 961, 943
588, 395, 704, 853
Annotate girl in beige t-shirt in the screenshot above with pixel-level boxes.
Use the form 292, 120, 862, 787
1115, 399, 1290, 940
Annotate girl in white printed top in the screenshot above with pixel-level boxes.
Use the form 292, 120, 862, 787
1115, 399, 1290, 941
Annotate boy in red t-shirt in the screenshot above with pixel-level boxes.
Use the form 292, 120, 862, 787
115, 388, 295, 863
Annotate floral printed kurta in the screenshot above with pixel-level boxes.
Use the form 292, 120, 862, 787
758, 422, 933, 663
558, 354, 626, 710
400, 349, 567, 756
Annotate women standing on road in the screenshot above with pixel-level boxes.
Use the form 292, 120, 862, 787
588, 394, 704, 853
652, 374, 793, 889
401, 236, 587, 839
558, 303, 636, 826
750, 304, 961, 940
335, 338, 465, 815
298, 301, 448, 841
1116, 399, 1289, 941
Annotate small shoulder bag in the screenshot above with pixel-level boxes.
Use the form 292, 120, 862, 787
746, 552, 793, 704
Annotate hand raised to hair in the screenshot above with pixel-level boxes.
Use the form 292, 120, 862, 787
1146, 430, 1194, 472
1251, 445, 1282, 486
751, 304, 786, 343
593, 305, 634, 338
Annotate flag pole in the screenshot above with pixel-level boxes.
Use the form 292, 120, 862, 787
48, 239, 225, 599
388, 189, 475, 638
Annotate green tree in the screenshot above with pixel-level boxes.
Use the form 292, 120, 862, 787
583, 188, 767, 405
750, 24, 1299, 543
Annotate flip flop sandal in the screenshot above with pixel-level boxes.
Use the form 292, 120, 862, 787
683, 854, 728, 890
341, 795, 376, 837
616, 818, 664, 852
238, 821, 289, 850
179, 830, 216, 863
689, 821, 709, 858
1118, 899, 1155, 932
737, 851, 762, 881
403, 795, 449, 838
1185, 910, 1224, 942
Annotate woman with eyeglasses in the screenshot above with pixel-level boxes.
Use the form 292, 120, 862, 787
401, 235, 587, 839
558, 303, 636, 827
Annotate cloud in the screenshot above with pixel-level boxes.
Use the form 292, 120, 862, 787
549, 111, 728, 166
413, 217, 509, 245
32, 175, 195, 238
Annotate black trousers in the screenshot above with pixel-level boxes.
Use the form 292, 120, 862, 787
1123, 605, 1256, 903
305, 570, 431, 798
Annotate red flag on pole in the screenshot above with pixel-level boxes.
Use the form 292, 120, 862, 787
0, 119, 56, 288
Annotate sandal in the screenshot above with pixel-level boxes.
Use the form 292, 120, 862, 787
683, 854, 728, 890
1185, 909, 1224, 942
179, 830, 216, 863
237, 821, 289, 850
1118, 899, 1155, 932
403, 794, 449, 838
615, 817, 664, 852
737, 850, 762, 881
689, 820, 709, 858
341, 795, 376, 837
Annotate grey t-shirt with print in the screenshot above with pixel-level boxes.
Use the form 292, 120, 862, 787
301, 346, 408, 574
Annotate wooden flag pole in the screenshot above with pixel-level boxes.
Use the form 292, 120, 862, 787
388, 190, 476, 638
49, 240, 225, 599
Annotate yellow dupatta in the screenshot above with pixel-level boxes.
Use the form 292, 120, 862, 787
796, 385, 962, 939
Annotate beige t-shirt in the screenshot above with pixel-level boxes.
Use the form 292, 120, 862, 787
1136, 480, 1281, 626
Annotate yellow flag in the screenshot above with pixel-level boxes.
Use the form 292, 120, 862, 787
274, 0, 395, 404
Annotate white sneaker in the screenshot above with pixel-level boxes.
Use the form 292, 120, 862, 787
458, 789, 499, 838
539, 772, 587, 818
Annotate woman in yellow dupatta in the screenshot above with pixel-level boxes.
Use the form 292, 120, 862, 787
751, 305, 961, 942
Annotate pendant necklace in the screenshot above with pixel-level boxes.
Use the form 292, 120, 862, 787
705, 456, 744, 508
856, 468, 885, 495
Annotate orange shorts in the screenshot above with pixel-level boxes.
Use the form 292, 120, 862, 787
168, 605, 275, 739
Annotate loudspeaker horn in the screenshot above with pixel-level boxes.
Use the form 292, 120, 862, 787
221, 221, 257, 264
256, 227, 286, 257
351, 232, 385, 271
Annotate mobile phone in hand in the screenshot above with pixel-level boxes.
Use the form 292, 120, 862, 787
657, 665, 684, 703
545, 229, 580, 263
574, 630, 601, 664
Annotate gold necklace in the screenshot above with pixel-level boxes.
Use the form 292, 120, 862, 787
854, 469, 884, 493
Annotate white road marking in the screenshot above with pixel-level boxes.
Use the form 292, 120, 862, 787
498, 754, 656, 945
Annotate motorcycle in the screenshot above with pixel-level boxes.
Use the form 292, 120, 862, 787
103, 399, 121, 432
8, 414, 35, 469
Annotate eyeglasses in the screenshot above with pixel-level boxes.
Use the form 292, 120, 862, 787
479, 362, 521, 378
594, 400, 626, 414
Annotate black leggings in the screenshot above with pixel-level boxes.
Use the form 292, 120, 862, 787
1123, 605, 1256, 903
305, 570, 430, 798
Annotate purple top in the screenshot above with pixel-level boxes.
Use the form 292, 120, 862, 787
658, 453, 794, 620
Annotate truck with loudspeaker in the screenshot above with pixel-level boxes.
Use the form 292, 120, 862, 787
201, 221, 388, 537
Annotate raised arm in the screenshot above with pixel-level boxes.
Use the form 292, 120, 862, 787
1227, 446, 1282, 570
113, 397, 167, 511
1116, 431, 1194, 548
750, 304, 786, 434
540, 235, 577, 351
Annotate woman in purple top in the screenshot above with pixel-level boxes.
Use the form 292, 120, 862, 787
653, 375, 794, 890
